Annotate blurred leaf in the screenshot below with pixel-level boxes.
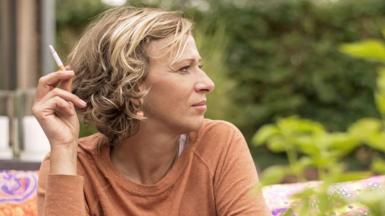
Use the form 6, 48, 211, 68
375, 92, 385, 116
371, 158, 385, 174
366, 132, 385, 152
339, 40, 385, 62
267, 136, 289, 152
348, 118, 382, 140
327, 133, 360, 156
260, 165, 288, 185
312, 152, 337, 168
375, 67, 385, 116
376, 67, 385, 93
277, 116, 326, 136
355, 188, 385, 216
252, 125, 279, 146
296, 136, 320, 156
333, 171, 372, 182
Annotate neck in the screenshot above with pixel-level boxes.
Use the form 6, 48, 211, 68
110, 121, 180, 185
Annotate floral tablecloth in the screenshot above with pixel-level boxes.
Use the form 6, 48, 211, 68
263, 175, 385, 216
0, 170, 37, 216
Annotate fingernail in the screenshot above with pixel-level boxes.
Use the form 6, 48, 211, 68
80, 100, 87, 107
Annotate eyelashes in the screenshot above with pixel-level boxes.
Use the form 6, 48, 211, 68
179, 66, 190, 73
178, 64, 204, 74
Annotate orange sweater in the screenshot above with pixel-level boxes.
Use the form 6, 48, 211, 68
37, 120, 271, 216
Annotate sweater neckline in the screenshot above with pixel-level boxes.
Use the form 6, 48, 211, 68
98, 131, 198, 196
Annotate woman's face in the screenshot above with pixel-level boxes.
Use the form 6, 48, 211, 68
142, 34, 215, 133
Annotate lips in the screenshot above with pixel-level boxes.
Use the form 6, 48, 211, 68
192, 100, 206, 106
192, 100, 207, 112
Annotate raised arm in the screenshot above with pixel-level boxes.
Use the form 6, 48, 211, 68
33, 70, 88, 216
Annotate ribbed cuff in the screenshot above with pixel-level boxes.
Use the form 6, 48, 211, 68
44, 175, 86, 216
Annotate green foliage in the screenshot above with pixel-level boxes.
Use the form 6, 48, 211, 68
79, 122, 97, 138
355, 189, 385, 216
253, 116, 367, 185
257, 165, 288, 185
253, 115, 383, 214
287, 186, 349, 216
194, 22, 236, 121
340, 40, 385, 62
56, 0, 108, 60
254, 27, 385, 215
215, 0, 384, 139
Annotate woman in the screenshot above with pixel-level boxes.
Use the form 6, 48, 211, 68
34, 6, 270, 216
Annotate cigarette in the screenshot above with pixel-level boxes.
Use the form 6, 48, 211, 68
49, 45, 72, 90
49, 45, 66, 71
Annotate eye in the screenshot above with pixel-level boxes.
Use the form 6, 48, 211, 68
198, 64, 203, 69
178, 65, 191, 74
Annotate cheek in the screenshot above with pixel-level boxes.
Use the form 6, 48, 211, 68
145, 80, 190, 110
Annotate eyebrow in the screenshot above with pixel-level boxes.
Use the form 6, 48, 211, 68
172, 57, 202, 66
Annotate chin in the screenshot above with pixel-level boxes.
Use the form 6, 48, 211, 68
177, 116, 205, 133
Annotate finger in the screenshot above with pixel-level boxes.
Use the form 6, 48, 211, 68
41, 87, 86, 109
58, 66, 73, 91
36, 70, 75, 101
59, 76, 73, 92
33, 96, 74, 119
51, 96, 75, 117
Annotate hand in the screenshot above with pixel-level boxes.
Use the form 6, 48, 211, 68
32, 69, 86, 174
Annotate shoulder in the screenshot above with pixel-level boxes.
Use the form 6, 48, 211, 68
191, 119, 247, 171
197, 119, 241, 135
194, 119, 244, 145
78, 133, 106, 156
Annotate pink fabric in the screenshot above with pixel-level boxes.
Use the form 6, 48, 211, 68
0, 170, 37, 215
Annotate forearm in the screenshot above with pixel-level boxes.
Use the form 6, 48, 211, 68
38, 150, 88, 216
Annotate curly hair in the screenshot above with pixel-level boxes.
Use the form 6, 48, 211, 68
68, 7, 192, 143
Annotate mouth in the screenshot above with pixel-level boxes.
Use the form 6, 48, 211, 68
192, 100, 206, 106
192, 100, 207, 112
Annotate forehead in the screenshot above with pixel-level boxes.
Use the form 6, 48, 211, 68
146, 34, 200, 65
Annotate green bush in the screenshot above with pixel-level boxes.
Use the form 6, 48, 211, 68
215, 0, 385, 137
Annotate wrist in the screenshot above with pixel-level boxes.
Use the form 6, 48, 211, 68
49, 144, 78, 175
51, 140, 77, 151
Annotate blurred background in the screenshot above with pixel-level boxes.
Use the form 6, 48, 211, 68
1, 0, 385, 177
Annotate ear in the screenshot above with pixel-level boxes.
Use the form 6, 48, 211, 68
136, 110, 145, 118
138, 82, 146, 92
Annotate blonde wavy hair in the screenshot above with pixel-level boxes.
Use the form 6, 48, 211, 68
69, 7, 192, 143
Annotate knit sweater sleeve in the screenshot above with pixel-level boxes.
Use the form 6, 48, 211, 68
37, 158, 88, 216
213, 124, 271, 216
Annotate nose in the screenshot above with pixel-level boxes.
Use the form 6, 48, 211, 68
194, 70, 215, 93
